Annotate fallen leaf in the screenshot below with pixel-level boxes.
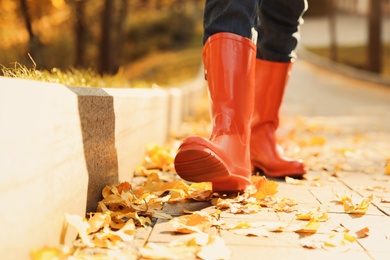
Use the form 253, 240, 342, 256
251, 176, 278, 200
296, 206, 329, 222
170, 212, 214, 234
294, 219, 321, 234
285, 176, 305, 185
385, 160, 390, 175
355, 227, 370, 238
188, 182, 213, 201
334, 192, 373, 215
380, 197, 390, 203
196, 235, 231, 260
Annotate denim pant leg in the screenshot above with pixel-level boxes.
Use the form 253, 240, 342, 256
203, 0, 259, 44
256, 0, 308, 62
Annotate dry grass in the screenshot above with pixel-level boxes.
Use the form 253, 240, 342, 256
1, 61, 130, 88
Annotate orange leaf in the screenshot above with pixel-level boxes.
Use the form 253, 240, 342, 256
355, 227, 370, 238
117, 181, 132, 194
251, 176, 278, 200
385, 160, 390, 175
170, 212, 214, 234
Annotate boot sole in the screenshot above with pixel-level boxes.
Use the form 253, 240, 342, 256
175, 144, 250, 193
252, 160, 305, 179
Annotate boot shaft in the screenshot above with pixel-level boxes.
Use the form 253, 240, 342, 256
203, 33, 256, 143
252, 59, 293, 131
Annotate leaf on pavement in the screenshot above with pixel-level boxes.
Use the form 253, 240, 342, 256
285, 176, 305, 185
141, 233, 231, 260
385, 160, 390, 175
296, 206, 329, 222
334, 192, 373, 215
294, 219, 321, 234
170, 212, 215, 234
188, 182, 213, 201
251, 176, 278, 200
355, 227, 370, 238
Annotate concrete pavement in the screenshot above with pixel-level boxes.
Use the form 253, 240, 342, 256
142, 15, 390, 259
143, 59, 390, 259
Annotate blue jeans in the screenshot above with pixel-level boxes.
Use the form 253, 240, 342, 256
203, 0, 308, 62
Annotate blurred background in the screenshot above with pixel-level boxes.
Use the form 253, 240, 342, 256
0, 0, 389, 86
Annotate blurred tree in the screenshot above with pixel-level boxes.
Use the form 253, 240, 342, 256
99, 0, 129, 75
72, 0, 88, 68
367, 0, 382, 73
19, 0, 40, 57
328, 0, 338, 61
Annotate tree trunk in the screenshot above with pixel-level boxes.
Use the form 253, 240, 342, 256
328, 0, 338, 61
113, 0, 129, 71
367, 0, 382, 73
20, 0, 35, 41
19, 0, 40, 59
74, 0, 88, 68
99, 0, 115, 75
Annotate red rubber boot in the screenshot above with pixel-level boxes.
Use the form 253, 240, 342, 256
251, 59, 305, 178
174, 32, 256, 193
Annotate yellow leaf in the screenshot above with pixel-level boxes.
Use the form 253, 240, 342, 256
30, 246, 72, 260
170, 212, 214, 234
251, 176, 278, 200
310, 136, 327, 146
296, 206, 328, 222
323, 232, 356, 248
188, 182, 213, 201
87, 212, 111, 233
334, 192, 372, 215
294, 219, 321, 234
385, 160, 390, 175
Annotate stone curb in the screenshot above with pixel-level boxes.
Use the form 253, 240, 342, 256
0, 72, 206, 259
298, 45, 390, 86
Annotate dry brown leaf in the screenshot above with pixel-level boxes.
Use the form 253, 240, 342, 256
380, 197, 390, 203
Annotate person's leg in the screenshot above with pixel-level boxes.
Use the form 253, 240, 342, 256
251, 0, 308, 178
256, 0, 308, 61
203, 0, 258, 44
174, 0, 258, 192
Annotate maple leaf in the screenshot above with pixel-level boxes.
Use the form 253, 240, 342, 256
251, 176, 278, 200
